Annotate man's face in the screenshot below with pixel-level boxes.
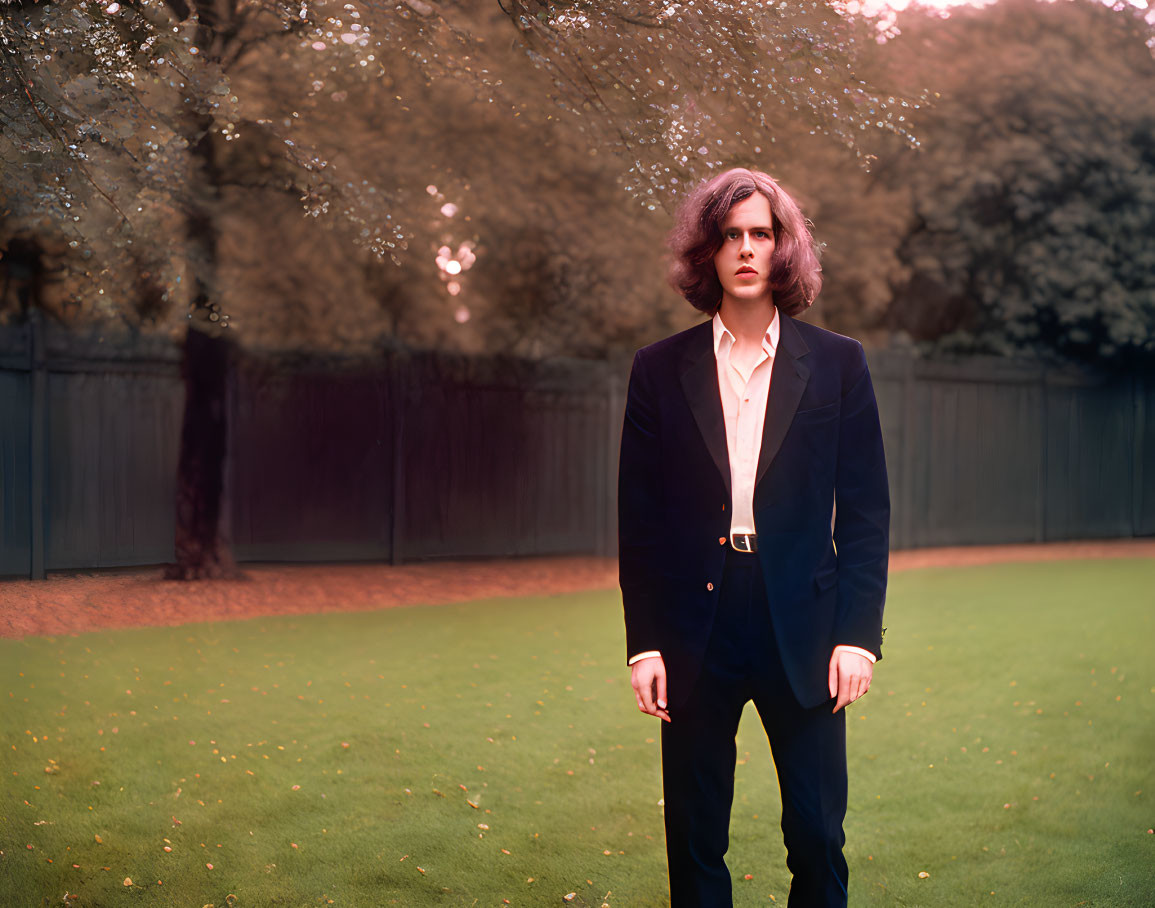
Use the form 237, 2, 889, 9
712, 192, 776, 306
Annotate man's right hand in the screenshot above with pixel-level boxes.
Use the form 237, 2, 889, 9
631, 655, 671, 722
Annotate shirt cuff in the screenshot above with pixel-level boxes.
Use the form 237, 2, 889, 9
628, 650, 662, 665
833, 644, 877, 664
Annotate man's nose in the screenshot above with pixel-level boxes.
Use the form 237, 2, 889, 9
740, 233, 754, 255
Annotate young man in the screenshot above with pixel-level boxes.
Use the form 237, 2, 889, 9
618, 168, 889, 906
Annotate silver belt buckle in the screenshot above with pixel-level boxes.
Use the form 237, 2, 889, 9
730, 532, 757, 553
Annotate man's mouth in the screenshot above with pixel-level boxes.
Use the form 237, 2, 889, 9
737, 268, 757, 275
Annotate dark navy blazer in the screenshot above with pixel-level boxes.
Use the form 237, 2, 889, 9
618, 310, 890, 710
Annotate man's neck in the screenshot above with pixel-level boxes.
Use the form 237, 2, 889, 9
718, 296, 776, 346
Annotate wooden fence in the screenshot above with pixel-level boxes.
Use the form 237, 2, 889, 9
1, 317, 1151, 579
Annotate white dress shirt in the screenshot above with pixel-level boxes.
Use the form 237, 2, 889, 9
628, 309, 876, 667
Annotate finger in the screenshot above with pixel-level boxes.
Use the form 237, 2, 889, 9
833, 669, 852, 713
632, 676, 646, 711
638, 672, 656, 715
655, 666, 668, 711
631, 675, 644, 711
828, 652, 839, 700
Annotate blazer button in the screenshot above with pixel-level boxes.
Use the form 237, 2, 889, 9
706, 582, 714, 591
718, 536, 727, 546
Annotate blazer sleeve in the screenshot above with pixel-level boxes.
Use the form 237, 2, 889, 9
618, 348, 666, 662
832, 342, 890, 661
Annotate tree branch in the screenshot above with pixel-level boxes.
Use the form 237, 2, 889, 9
0, 53, 133, 227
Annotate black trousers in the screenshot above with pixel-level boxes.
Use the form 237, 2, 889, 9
660, 547, 849, 907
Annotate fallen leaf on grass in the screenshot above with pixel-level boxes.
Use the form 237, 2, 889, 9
123, 878, 132, 887
918, 871, 930, 879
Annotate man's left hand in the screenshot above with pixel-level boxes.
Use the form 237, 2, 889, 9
828, 649, 873, 714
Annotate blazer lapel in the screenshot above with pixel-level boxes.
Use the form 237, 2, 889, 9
756, 310, 811, 488
678, 321, 732, 500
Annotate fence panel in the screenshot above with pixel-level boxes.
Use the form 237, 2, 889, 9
0, 366, 32, 576
1044, 373, 1138, 540
863, 353, 910, 549
228, 353, 393, 563
397, 353, 609, 560
906, 362, 1045, 547
43, 364, 183, 568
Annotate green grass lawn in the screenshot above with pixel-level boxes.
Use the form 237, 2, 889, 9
2, 558, 1153, 907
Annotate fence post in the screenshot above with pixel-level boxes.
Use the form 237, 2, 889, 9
1133, 373, 1146, 537
1035, 367, 1049, 544
388, 349, 405, 565
220, 342, 237, 563
601, 367, 622, 559
899, 353, 916, 550
28, 309, 46, 580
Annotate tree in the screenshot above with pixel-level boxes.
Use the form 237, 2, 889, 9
876, 0, 1155, 369
2, 0, 918, 577
2, 1, 918, 336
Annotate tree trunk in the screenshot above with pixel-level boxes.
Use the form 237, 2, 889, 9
164, 0, 241, 580
165, 324, 241, 579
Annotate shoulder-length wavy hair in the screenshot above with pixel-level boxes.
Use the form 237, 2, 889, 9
666, 168, 822, 317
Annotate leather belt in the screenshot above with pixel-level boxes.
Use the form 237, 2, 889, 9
730, 532, 758, 553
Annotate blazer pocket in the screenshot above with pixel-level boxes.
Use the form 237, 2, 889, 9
795, 400, 839, 418
814, 568, 838, 593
